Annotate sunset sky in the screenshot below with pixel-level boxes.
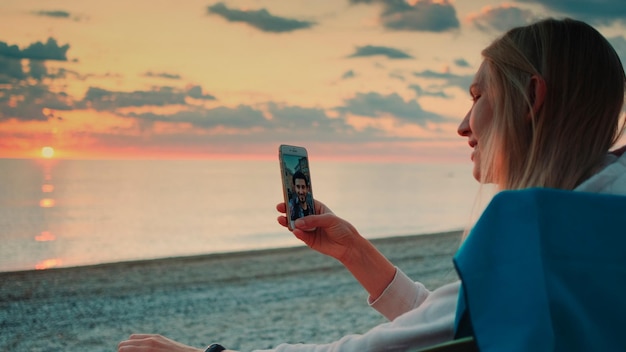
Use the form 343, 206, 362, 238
1, 0, 625, 161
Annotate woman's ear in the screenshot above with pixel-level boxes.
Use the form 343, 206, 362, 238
528, 75, 546, 117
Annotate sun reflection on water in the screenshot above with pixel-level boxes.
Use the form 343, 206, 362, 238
35, 258, 62, 270
39, 198, 56, 208
35, 231, 56, 242
34, 157, 61, 270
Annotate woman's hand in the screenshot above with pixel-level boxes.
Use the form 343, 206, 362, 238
277, 199, 397, 300
276, 200, 362, 263
118, 334, 203, 352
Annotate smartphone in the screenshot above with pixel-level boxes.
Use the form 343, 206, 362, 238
279, 144, 316, 231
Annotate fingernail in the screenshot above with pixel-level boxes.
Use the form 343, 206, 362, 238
295, 219, 304, 227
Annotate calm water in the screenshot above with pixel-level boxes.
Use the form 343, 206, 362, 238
0, 158, 488, 272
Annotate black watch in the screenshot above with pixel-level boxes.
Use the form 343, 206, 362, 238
205, 343, 226, 352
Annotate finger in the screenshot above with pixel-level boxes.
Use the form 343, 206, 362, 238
292, 227, 314, 244
119, 334, 163, 350
128, 334, 159, 340
276, 202, 286, 213
277, 215, 288, 228
118, 340, 143, 351
118, 338, 145, 351
294, 213, 337, 230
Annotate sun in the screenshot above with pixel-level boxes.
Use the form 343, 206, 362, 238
41, 146, 55, 159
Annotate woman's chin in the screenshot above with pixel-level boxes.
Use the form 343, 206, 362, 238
472, 164, 481, 182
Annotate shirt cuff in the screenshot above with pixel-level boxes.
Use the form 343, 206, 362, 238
368, 267, 427, 321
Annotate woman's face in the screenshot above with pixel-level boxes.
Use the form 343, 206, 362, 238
458, 61, 494, 182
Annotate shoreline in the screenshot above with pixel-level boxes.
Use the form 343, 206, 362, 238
0, 230, 463, 352
0, 230, 464, 276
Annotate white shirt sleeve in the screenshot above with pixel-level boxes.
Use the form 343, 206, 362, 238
253, 270, 460, 352
368, 268, 433, 321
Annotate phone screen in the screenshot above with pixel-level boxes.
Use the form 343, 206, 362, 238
279, 144, 315, 230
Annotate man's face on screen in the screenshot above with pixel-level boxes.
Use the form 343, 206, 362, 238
294, 178, 308, 203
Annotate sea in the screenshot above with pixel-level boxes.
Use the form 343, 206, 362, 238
0, 158, 491, 273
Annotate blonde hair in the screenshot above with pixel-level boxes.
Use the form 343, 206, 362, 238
479, 18, 626, 190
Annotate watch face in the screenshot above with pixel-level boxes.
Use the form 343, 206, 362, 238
205, 344, 226, 352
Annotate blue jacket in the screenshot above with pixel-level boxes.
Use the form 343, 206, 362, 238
454, 188, 626, 351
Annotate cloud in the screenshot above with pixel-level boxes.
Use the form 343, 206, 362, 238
341, 70, 356, 79
0, 56, 26, 82
28, 60, 48, 80
409, 84, 451, 99
516, 0, 626, 26
32, 10, 86, 22
467, 4, 536, 32
268, 103, 358, 137
142, 71, 182, 80
127, 105, 269, 129
337, 91, 446, 125
32, 10, 71, 18
0, 55, 79, 121
454, 58, 470, 68
389, 71, 406, 81
350, 0, 459, 32
80, 85, 215, 111
186, 85, 216, 100
116, 90, 450, 142
413, 69, 474, 91
46, 67, 83, 80
207, 2, 315, 33
0, 83, 74, 121
348, 45, 413, 59
125, 102, 357, 138
0, 56, 80, 86
0, 38, 70, 61
3, 84, 453, 154
120, 96, 444, 148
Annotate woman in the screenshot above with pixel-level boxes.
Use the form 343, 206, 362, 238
118, 18, 626, 352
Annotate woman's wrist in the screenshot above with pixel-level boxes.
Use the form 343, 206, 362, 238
339, 233, 371, 267
340, 235, 397, 300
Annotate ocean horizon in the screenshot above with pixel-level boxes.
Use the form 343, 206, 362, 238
0, 158, 487, 273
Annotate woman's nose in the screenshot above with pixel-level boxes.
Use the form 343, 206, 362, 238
457, 112, 470, 137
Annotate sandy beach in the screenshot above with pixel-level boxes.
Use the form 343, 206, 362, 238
0, 231, 462, 352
